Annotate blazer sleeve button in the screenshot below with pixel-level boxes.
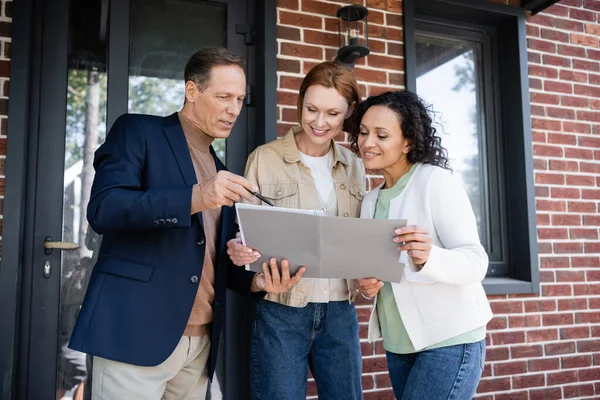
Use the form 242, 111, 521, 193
190, 275, 199, 284
172, 218, 178, 224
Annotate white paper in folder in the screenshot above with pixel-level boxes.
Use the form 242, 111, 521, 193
234, 203, 408, 282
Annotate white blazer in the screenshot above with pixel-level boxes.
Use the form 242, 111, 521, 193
362, 163, 493, 351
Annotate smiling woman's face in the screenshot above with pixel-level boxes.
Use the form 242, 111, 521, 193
358, 105, 410, 171
298, 84, 349, 155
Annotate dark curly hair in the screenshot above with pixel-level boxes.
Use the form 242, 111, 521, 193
349, 90, 450, 170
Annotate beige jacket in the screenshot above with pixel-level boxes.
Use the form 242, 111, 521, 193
244, 126, 366, 307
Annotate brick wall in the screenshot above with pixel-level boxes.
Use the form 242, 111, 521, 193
276, 0, 600, 399
0, 1, 11, 253
480, 1, 600, 398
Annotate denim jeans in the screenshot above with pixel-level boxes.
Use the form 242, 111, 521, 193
386, 340, 486, 400
250, 300, 363, 400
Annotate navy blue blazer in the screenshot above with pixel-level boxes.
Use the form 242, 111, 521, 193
69, 112, 256, 376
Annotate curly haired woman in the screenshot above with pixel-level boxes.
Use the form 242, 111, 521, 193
353, 90, 493, 400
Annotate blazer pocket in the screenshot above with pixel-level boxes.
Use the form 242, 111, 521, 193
260, 183, 298, 208
96, 256, 155, 282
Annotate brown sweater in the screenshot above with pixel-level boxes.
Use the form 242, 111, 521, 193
179, 111, 221, 337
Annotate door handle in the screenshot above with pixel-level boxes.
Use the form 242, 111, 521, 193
43, 236, 79, 255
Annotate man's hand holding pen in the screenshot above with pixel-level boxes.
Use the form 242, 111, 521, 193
191, 170, 257, 213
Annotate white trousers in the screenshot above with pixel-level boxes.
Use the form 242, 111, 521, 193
92, 335, 211, 400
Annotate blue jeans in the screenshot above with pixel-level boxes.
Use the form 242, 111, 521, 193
250, 300, 363, 400
386, 340, 486, 400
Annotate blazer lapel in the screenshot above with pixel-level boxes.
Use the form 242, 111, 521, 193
163, 113, 197, 187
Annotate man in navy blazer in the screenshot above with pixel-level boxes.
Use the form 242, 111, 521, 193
69, 47, 304, 400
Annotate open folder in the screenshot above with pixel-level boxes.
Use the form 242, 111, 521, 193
235, 203, 408, 282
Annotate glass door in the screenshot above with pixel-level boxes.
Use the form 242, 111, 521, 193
24, 0, 250, 398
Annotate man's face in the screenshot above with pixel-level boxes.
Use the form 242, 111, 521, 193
185, 65, 246, 139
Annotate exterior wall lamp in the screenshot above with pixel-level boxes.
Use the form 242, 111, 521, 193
335, 5, 370, 69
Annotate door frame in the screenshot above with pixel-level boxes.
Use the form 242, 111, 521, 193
0, 0, 277, 397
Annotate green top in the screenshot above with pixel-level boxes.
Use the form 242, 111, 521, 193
374, 164, 486, 354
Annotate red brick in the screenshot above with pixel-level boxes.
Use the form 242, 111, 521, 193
524, 299, 556, 312
529, 357, 560, 371
568, 201, 596, 213
562, 354, 593, 369
563, 121, 591, 134
558, 299, 589, 312
558, 44, 587, 57
573, 59, 600, 71
366, 54, 403, 70
491, 331, 525, 345
570, 33, 599, 46
542, 312, 575, 326
579, 367, 600, 382
476, 378, 511, 393
373, 373, 389, 389
534, 144, 563, 157
277, 58, 301, 73
280, 76, 304, 90
527, 328, 559, 343
494, 392, 528, 400
570, 8, 596, 21
279, 11, 322, 29
561, 95, 590, 108
551, 214, 580, 225
575, 311, 600, 324
550, 160, 580, 173
542, 54, 571, 67
387, 42, 403, 57
548, 370, 579, 385
565, 147, 593, 160
509, 315, 541, 328
530, 77, 543, 89
528, 38, 557, 53
386, 13, 402, 27
511, 344, 543, 359
554, 16, 584, 31
538, 242, 553, 254
541, 271, 555, 282
485, 346, 509, 362
362, 357, 388, 373
281, 43, 323, 60
541, 28, 569, 42
487, 316, 507, 330
277, 26, 300, 41
553, 242, 583, 253
545, 341, 576, 355
490, 301, 524, 314
300, 0, 339, 15
577, 110, 600, 123
544, 80, 572, 94
583, 215, 600, 225
304, 30, 338, 48
512, 374, 545, 389
556, 270, 586, 283
363, 391, 394, 400
362, 375, 374, 390
527, 24, 540, 36
546, 4, 569, 16
529, 64, 558, 78
538, 228, 568, 240
528, 13, 554, 26
531, 92, 559, 105
587, 270, 600, 281
561, 325, 591, 341
582, 189, 600, 200
365, 0, 402, 12
278, 0, 299, 10
493, 360, 527, 376
529, 387, 562, 400
562, 383, 596, 398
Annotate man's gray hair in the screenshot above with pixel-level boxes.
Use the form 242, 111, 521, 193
184, 47, 245, 91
